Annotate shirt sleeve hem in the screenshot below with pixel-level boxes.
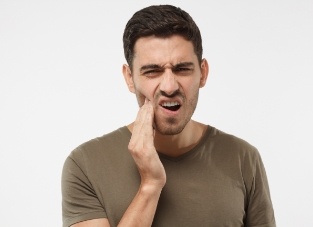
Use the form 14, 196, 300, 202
63, 211, 107, 227
250, 222, 276, 227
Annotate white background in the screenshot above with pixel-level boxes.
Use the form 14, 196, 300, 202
1, 0, 312, 226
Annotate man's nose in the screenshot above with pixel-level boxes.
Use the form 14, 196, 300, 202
159, 70, 179, 96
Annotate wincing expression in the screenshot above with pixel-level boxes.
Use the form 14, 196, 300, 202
123, 35, 209, 135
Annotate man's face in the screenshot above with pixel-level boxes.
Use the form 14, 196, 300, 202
124, 35, 208, 135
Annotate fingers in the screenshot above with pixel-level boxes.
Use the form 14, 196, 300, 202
128, 99, 166, 188
133, 99, 154, 136
129, 98, 155, 151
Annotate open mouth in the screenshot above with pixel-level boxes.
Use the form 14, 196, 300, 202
161, 101, 181, 111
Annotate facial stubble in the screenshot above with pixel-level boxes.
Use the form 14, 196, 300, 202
136, 90, 199, 135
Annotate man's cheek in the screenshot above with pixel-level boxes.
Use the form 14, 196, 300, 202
136, 92, 148, 107
137, 90, 152, 103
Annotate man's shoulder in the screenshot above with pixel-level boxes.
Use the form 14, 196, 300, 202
207, 125, 259, 155
203, 126, 264, 172
68, 126, 131, 160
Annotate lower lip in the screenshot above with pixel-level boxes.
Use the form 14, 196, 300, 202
159, 106, 181, 116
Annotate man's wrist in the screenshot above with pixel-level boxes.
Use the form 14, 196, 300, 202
139, 181, 165, 196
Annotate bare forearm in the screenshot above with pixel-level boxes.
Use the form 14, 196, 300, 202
118, 183, 163, 227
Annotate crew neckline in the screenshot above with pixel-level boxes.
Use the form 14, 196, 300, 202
121, 125, 213, 162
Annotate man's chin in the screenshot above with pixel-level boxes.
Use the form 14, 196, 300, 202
154, 121, 185, 135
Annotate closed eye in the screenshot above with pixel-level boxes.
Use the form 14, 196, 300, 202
172, 67, 193, 75
173, 67, 191, 72
142, 69, 164, 77
172, 62, 194, 75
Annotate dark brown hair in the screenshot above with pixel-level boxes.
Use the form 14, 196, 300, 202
123, 5, 203, 69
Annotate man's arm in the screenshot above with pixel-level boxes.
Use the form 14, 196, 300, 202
118, 99, 166, 226
71, 218, 110, 227
71, 99, 166, 227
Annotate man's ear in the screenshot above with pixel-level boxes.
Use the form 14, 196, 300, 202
122, 64, 135, 93
199, 58, 209, 88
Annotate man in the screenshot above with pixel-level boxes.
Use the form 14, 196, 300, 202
62, 4, 276, 227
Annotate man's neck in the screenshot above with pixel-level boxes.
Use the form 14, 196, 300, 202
154, 120, 207, 158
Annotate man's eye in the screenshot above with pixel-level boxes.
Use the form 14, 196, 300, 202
177, 68, 189, 71
143, 70, 162, 76
143, 70, 156, 74
173, 68, 191, 73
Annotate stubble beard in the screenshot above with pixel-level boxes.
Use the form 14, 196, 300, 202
154, 116, 188, 135
135, 87, 199, 135
152, 92, 199, 135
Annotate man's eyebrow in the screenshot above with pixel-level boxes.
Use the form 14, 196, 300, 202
173, 62, 194, 68
140, 64, 162, 72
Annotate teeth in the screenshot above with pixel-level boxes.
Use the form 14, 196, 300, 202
162, 102, 180, 107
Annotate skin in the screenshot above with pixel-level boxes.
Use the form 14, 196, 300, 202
125, 35, 209, 156
71, 35, 209, 227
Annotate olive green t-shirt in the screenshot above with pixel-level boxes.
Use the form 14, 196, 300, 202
62, 125, 275, 227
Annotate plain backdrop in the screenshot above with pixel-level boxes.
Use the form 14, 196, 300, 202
1, 0, 312, 226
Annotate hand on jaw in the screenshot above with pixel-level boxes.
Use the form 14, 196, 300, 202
128, 98, 166, 190
118, 99, 165, 226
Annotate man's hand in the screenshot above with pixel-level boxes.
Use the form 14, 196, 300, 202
116, 99, 166, 226
71, 100, 166, 227
128, 99, 166, 188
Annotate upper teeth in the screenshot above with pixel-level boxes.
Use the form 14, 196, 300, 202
162, 102, 179, 107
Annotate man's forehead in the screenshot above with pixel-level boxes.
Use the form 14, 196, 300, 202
132, 36, 197, 68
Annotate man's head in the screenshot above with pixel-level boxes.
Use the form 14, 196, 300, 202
122, 5, 208, 135
123, 5, 203, 70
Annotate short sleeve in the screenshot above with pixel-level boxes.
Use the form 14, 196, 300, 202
61, 153, 107, 227
245, 150, 276, 227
